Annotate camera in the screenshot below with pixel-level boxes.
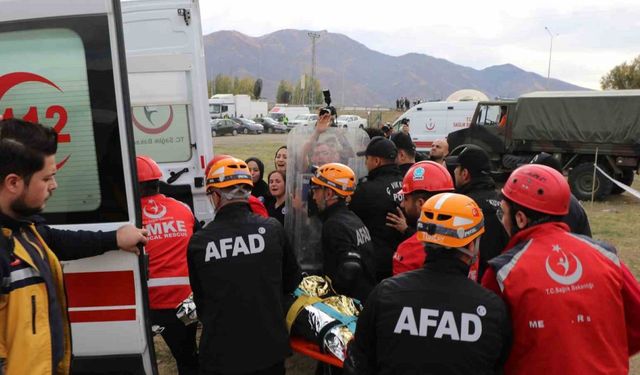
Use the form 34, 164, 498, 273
319, 90, 337, 127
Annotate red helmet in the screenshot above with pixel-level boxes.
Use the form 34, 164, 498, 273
400, 161, 454, 195
502, 164, 570, 216
136, 155, 162, 182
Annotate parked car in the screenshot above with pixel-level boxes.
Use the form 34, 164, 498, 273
234, 118, 264, 134
336, 115, 367, 129
288, 113, 319, 130
254, 117, 287, 133
210, 118, 241, 137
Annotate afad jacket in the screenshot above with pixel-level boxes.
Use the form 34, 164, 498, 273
482, 222, 640, 375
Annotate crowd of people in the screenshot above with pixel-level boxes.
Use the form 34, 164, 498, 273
2, 116, 640, 375
395, 97, 422, 111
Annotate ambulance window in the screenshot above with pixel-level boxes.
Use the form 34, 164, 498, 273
0, 16, 131, 224
133, 104, 192, 162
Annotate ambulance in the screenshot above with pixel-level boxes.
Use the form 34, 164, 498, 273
0, 0, 211, 373
392, 100, 477, 152
124, 0, 214, 225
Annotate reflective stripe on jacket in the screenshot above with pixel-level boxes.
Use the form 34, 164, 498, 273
0, 226, 71, 375
142, 194, 195, 309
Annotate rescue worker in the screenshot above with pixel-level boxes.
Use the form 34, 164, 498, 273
389, 161, 455, 275
309, 163, 376, 302
351, 136, 405, 281
0, 119, 147, 375
137, 155, 199, 375
446, 145, 508, 280
482, 164, 640, 375
344, 193, 512, 374
529, 152, 591, 236
389, 131, 416, 176
187, 156, 301, 375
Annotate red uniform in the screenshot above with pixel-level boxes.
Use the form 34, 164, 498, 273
482, 222, 640, 374
392, 233, 424, 275
142, 194, 195, 309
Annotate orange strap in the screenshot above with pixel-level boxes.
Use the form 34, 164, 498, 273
289, 337, 344, 368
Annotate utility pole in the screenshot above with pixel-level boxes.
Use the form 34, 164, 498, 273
545, 27, 557, 90
308, 31, 321, 108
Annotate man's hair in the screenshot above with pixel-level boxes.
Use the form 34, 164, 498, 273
502, 195, 562, 227
400, 147, 416, 159
139, 180, 160, 198
0, 119, 58, 184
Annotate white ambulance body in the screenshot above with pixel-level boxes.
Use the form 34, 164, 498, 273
0, 0, 157, 374
123, 0, 214, 224
393, 100, 477, 152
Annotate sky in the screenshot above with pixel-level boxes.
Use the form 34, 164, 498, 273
199, 0, 640, 90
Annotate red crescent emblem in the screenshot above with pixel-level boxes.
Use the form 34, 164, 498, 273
0, 72, 62, 99
132, 106, 174, 134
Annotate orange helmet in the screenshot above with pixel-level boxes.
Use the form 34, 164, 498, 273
400, 161, 454, 195
205, 154, 232, 177
136, 155, 162, 182
310, 162, 356, 197
417, 193, 485, 248
206, 156, 253, 190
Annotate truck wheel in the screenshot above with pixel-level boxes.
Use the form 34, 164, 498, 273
568, 162, 613, 201
243, 128, 249, 135
232, 129, 238, 136
611, 169, 635, 195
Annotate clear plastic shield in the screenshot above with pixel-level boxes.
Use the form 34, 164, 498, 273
285, 126, 370, 272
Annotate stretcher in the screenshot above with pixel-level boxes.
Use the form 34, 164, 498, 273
290, 337, 344, 368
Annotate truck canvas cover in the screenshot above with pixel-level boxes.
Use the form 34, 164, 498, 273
513, 91, 640, 145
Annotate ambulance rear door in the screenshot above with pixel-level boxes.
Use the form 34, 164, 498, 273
122, 0, 214, 225
0, 1, 156, 374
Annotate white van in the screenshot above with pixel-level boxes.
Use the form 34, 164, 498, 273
0, 0, 156, 373
124, 0, 214, 225
268, 105, 310, 126
393, 100, 477, 152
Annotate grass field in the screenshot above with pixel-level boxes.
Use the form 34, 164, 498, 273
155, 131, 640, 374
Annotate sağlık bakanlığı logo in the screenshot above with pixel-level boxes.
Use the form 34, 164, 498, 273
0, 72, 72, 170
133, 105, 174, 134
544, 244, 594, 296
143, 199, 167, 220
425, 118, 436, 131
546, 244, 582, 285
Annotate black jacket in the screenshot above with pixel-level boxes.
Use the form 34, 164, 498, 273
344, 252, 512, 375
319, 201, 376, 302
187, 203, 301, 374
564, 194, 592, 236
350, 164, 405, 281
456, 177, 509, 280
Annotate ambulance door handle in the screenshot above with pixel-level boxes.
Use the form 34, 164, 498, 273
167, 167, 189, 184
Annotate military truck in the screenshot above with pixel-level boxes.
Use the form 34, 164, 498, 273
447, 90, 640, 200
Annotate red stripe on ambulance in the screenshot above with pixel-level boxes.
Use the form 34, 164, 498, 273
65, 271, 137, 322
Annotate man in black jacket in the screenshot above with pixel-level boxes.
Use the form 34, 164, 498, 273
187, 156, 301, 375
309, 163, 376, 302
350, 137, 405, 281
389, 132, 416, 176
446, 145, 509, 281
344, 193, 512, 375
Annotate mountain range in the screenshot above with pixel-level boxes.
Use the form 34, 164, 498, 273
203, 29, 586, 107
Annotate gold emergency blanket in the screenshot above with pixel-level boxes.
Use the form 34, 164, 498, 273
287, 275, 362, 361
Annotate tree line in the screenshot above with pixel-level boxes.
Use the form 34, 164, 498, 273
601, 55, 640, 90
209, 74, 324, 105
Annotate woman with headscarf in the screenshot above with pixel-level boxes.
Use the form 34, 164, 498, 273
246, 157, 269, 202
